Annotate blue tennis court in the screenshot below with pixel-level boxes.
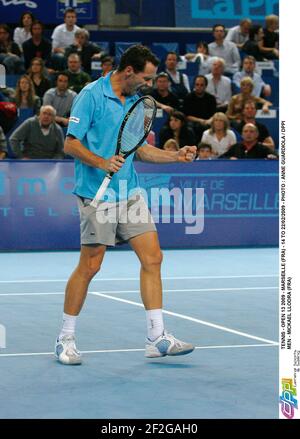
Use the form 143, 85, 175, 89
0, 248, 278, 419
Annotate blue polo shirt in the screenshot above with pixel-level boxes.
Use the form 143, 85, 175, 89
67, 72, 140, 201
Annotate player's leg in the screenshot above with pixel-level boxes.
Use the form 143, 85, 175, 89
55, 244, 106, 365
64, 244, 106, 315
130, 231, 194, 358
129, 231, 163, 310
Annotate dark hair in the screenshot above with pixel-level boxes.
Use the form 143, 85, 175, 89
194, 75, 208, 86
56, 71, 70, 82
169, 111, 186, 124
30, 20, 44, 33
0, 24, 11, 36
19, 11, 35, 27
196, 41, 208, 54
166, 51, 179, 61
198, 142, 212, 151
213, 24, 226, 32
248, 24, 263, 41
101, 56, 114, 64
118, 45, 159, 73
64, 7, 77, 18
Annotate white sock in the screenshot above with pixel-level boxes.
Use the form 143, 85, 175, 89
146, 309, 164, 341
59, 312, 77, 339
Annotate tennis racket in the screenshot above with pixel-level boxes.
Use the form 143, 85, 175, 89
90, 95, 157, 207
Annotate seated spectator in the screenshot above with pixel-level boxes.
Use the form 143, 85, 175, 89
65, 28, 103, 74
260, 15, 279, 59
0, 24, 23, 74
201, 112, 236, 157
220, 123, 278, 159
233, 56, 271, 98
225, 18, 252, 49
51, 8, 80, 70
242, 25, 266, 61
149, 72, 180, 114
208, 24, 241, 74
13, 75, 41, 114
0, 125, 7, 159
205, 57, 232, 112
196, 142, 214, 160
164, 52, 190, 102
43, 72, 77, 127
9, 105, 64, 159
13, 11, 34, 51
163, 139, 180, 152
63, 53, 91, 93
183, 75, 217, 142
100, 56, 115, 77
184, 41, 215, 75
226, 77, 272, 122
159, 111, 196, 149
27, 57, 52, 98
233, 100, 275, 149
22, 20, 52, 70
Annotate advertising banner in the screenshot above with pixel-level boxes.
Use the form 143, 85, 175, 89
0, 0, 97, 24
0, 160, 279, 250
175, 0, 279, 28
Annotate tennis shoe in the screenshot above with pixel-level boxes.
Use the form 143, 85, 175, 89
55, 334, 82, 365
145, 331, 194, 358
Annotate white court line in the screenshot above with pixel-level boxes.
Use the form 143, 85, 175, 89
0, 274, 278, 284
91, 292, 278, 345
0, 343, 277, 358
0, 286, 278, 296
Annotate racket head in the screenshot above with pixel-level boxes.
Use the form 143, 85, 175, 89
117, 95, 157, 158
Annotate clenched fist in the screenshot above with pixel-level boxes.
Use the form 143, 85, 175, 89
177, 145, 197, 163
102, 155, 125, 173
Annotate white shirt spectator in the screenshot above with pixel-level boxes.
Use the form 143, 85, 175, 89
201, 129, 237, 156
51, 23, 81, 50
205, 73, 232, 107
225, 25, 249, 46
208, 41, 241, 74
13, 27, 31, 50
233, 70, 267, 97
190, 53, 218, 75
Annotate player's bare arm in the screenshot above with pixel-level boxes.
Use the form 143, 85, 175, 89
136, 144, 197, 163
64, 135, 125, 172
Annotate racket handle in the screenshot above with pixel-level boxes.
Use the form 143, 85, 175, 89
90, 175, 112, 208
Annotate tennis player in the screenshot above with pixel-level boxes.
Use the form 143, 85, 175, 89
55, 45, 197, 364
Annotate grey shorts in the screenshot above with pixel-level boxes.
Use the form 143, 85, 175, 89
77, 193, 157, 246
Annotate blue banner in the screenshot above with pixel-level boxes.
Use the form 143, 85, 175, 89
175, 0, 279, 28
0, 0, 97, 24
0, 160, 278, 251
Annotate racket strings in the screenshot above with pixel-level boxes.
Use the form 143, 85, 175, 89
120, 98, 155, 154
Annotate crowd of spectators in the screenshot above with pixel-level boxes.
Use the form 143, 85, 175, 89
0, 9, 279, 161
